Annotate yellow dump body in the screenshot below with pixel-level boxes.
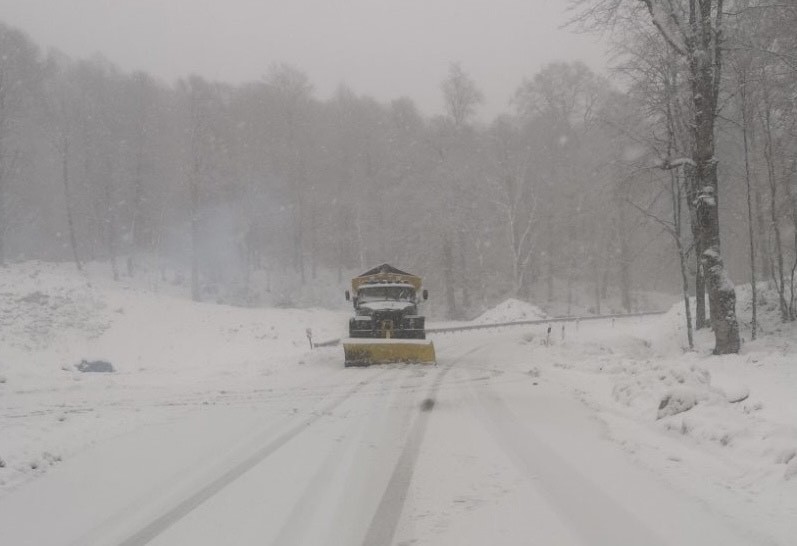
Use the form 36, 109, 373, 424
351, 271, 422, 292
343, 339, 436, 367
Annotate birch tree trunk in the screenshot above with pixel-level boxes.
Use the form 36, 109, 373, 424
683, 164, 707, 328
673, 170, 694, 349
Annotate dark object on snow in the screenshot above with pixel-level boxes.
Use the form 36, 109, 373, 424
420, 398, 435, 412
75, 360, 115, 373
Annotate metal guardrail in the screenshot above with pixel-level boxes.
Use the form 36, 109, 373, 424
427, 310, 667, 334
312, 310, 666, 348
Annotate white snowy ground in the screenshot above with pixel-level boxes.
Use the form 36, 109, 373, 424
0, 262, 795, 545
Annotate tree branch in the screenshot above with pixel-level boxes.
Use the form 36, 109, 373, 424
638, 0, 688, 55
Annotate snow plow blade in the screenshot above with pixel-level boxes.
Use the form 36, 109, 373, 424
343, 339, 436, 367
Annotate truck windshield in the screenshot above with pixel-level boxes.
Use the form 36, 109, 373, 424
358, 286, 415, 303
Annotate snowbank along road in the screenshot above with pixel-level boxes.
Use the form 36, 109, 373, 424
0, 323, 769, 546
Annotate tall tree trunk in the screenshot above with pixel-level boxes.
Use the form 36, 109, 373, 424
189, 104, 202, 302
740, 74, 757, 338
689, 0, 739, 354
617, 199, 632, 312
673, 171, 694, 349
545, 208, 555, 302
475, 238, 488, 309
293, 194, 305, 284
458, 230, 471, 314
546, 249, 555, 302
684, 164, 707, 328
754, 182, 774, 284
130, 141, 145, 276
355, 207, 366, 271
677, 230, 694, 349
761, 100, 789, 321
0, 76, 13, 268
787, 156, 797, 320
0, 87, 5, 267
190, 170, 200, 302
694, 243, 707, 327
442, 235, 457, 319
0, 136, 6, 267
61, 136, 81, 271
104, 165, 119, 281
288, 111, 306, 284
309, 200, 318, 281
0, 167, 5, 267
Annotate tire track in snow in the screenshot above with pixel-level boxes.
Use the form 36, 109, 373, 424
360, 347, 477, 546
464, 373, 666, 546
269, 365, 419, 546
117, 365, 393, 546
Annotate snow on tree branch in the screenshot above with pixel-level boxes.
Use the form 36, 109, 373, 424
640, 0, 688, 55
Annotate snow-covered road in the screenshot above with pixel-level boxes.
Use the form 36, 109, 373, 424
0, 330, 763, 546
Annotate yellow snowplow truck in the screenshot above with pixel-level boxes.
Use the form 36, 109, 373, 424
343, 264, 436, 367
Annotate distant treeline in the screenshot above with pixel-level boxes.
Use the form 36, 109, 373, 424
0, 3, 795, 329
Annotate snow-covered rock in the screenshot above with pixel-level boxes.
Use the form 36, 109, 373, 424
656, 388, 698, 419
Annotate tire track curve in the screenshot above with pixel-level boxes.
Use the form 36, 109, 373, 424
117, 366, 393, 546
269, 365, 421, 546
463, 369, 666, 546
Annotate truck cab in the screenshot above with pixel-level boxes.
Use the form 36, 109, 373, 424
345, 265, 428, 340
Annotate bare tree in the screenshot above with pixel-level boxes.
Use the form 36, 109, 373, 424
731, 58, 759, 338
441, 62, 484, 129
0, 17, 746, 316
514, 62, 606, 310
487, 116, 538, 298
0, 24, 40, 266
574, 0, 740, 353
126, 71, 159, 275
181, 75, 216, 301
43, 55, 82, 271
266, 63, 314, 284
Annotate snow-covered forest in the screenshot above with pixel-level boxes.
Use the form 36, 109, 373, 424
2, 2, 797, 544
0, 2, 796, 333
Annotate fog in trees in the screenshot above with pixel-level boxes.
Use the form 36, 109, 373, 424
1, 1, 796, 353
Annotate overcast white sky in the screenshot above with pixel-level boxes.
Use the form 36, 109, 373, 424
0, 0, 608, 119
